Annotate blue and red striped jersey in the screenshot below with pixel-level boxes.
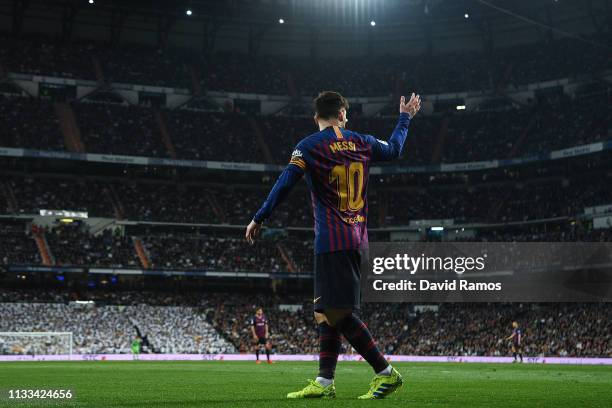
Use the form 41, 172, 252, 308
251, 314, 268, 338
512, 328, 522, 345
253, 112, 411, 254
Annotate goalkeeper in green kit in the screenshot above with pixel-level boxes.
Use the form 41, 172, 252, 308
131, 336, 142, 360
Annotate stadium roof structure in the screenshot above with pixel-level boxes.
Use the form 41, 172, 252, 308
1, 0, 607, 57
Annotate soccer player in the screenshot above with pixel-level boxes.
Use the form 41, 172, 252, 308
505, 321, 523, 363
131, 336, 141, 360
250, 307, 272, 364
245, 91, 421, 399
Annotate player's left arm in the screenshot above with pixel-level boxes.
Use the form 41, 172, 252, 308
246, 156, 305, 244
250, 319, 258, 340
366, 93, 421, 161
265, 322, 269, 339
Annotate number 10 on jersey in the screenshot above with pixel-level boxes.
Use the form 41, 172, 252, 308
329, 162, 365, 212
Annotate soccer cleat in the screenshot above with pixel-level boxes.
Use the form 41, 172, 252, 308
256, 360, 261, 365
267, 360, 274, 364
286, 380, 336, 399
357, 367, 403, 399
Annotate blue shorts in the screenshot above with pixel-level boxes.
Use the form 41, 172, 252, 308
314, 250, 367, 312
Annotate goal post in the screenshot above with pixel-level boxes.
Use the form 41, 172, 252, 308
0, 332, 73, 357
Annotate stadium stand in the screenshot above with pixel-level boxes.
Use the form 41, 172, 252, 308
0, 225, 40, 266
1, 26, 611, 364
2, 169, 612, 227
0, 290, 609, 357
0, 301, 235, 354
0, 92, 609, 165
1, 35, 609, 94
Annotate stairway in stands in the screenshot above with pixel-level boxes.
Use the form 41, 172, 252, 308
32, 228, 54, 266
248, 117, 275, 163
133, 237, 151, 269
154, 109, 178, 159
276, 243, 297, 273
431, 115, 450, 164
54, 102, 86, 153
0, 181, 18, 213
508, 110, 539, 158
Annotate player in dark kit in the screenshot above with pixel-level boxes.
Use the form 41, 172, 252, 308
250, 307, 272, 364
505, 321, 524, 363
246, 91, 421, 399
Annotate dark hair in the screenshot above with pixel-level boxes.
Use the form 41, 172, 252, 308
314, 91, 349, 120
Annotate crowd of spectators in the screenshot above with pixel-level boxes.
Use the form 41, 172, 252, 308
0, 222, 303, 273
0, 289, 609, 357
143, 234, 285, 273
45, 223, 140, 268
74, 102, 167, 158
0, 95, 64, 151
1, 217, 610, 275
364, 302, 611, 357
0, 224, 40, 266
1, 90, 609, 166
2, 169, 612, 228
0, 301, 234, 354
383, 174, 612, 225
4, 175, 115, 216
1, 35, 609, 94
163, 110, 261, 162
22, 172, 612, 225
113, 182, 217, 223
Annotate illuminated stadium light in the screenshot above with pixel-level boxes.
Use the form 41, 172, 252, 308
431, 226, 444, 231
456, 105, 466, 110
464, 13, 469, 19
88, 0, 94, 4
278, 18, 285, 24
370, 20, 376, 27
186, 9, 193, 16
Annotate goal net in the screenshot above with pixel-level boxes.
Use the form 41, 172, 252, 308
0, 332, 73, 357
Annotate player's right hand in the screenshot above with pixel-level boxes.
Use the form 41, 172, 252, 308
400, 93, 421, 118
245, 219, 262, 245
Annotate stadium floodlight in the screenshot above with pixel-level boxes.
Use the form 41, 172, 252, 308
186, 9, 193, 16
279, 18, 285, 24
456, 105, 466, 110
370, 20, 376, 26
464, 13, 469, 18
88, 0, 94, 4
0, 332, 73, 358
431, 226, 444, 231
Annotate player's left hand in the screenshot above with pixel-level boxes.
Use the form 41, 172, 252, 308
400, 93, 421, 119
245, 220, 262, 245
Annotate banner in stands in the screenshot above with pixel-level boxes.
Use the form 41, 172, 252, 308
0, 140, 610, 174
0, 147, 284, 173
89, 268, 312, 279
5, 266, 312, 278
0, 354, 610, 365
7, 266, 85, 274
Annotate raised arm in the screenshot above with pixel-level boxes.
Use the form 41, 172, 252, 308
369, 93, 421, 161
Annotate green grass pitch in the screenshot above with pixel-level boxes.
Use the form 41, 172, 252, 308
0, 361, 611, 407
